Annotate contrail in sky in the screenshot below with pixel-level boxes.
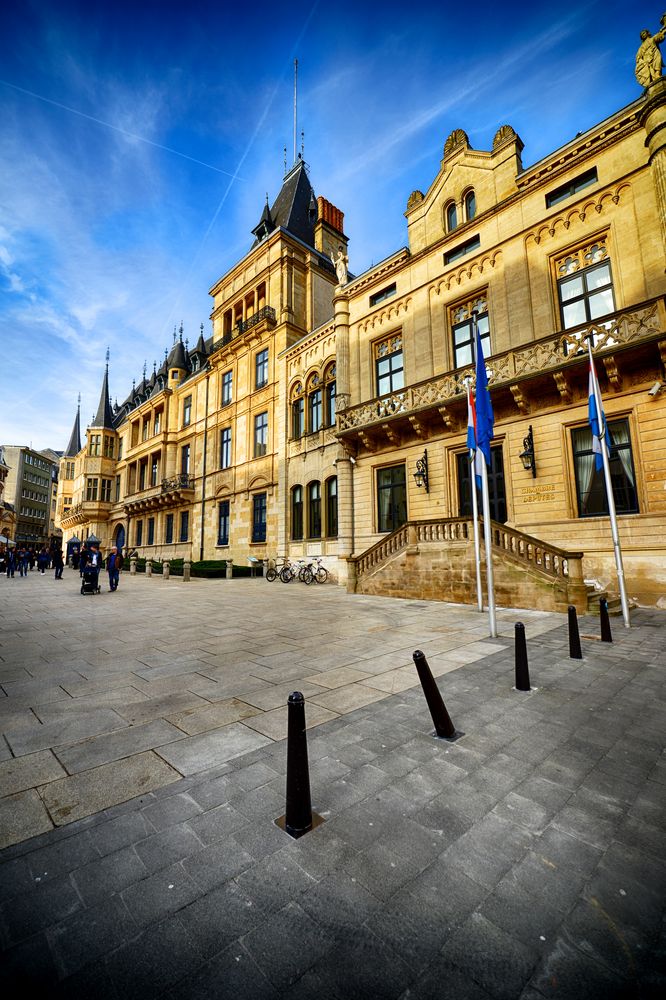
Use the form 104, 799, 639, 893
0, 78, 238, 178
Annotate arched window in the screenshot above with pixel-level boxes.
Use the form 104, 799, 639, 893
324, 363, 336, 426
325, 476, 338, 537
290, 382, 304, 439
307, 481, 321, 538
464, 189, 476, 222
291, 485, 303, 540
307, 373, 322, 433
446, 202, 458, 232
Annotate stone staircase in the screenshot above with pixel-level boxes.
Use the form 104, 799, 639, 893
347, 517, 587, 614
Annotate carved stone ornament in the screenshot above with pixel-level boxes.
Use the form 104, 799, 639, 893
443, 129, 470, 157
635, 16, 666, 88
407, 190, 424, 209
492, 124, 517, 149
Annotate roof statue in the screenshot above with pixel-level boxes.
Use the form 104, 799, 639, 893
330, 246, 349, 286
635, 15, 666, 87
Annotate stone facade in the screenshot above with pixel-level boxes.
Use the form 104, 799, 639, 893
56, 75, 666, 605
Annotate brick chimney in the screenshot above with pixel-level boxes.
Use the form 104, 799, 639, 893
314, 196, 348, 261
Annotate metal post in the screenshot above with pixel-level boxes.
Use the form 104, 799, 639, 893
599, 597, 613, 643
412, 650, 457, 739
275, 692, 323, 839
514, 623, 531, 691
568, 605, 582, 659
480, 463, 497, 637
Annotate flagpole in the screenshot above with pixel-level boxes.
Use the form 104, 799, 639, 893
480, 458, 497, 637
466, 381, 484, 612
473, 310, 497, 638
587, 338, 631, 628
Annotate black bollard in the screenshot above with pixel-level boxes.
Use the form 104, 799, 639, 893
568, 605, 582, 659
599, 597, 613, 643
275, 692, 323, 838
412, 650, 458, 739
514, 622, 531, 691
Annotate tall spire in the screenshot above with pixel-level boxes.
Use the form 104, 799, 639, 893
64, 394, 82, 456
91, 351, 115, 429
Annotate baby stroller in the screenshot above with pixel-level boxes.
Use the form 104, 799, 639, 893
81, 567, 101, 595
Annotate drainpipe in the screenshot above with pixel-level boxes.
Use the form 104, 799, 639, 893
199, 374, 210, 562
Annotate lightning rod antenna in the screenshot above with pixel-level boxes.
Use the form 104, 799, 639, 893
293, 58, 298, 165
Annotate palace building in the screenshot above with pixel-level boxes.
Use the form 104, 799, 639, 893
56, 72, 666, 608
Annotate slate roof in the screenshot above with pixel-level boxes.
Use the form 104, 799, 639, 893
252, 157, 317, 249
91, 367, 115, 430
64, 405, 81, 457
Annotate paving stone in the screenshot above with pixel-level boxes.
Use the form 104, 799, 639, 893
439, 911, 538, 1000
155, 723, 272, 775
47, 895, 136, 979
163, 940, 280, 1000
0, 855, 34, 901
24, 830, 100, 883
88, 809, 156, 856
0, 788, 53, 850
174, 880, 264, 958
71, 845, 148, 905
308, 682, 390, 714
54, 719, 185, 773
307, 924, 413, 1000
0, 931, 60, 989
133, 821, 205, 874
0, 749, 66, 796
120, 861, 202, 927
242, 899, 335, 990
5, 708, 130, 757
166, 698, 262, 735
527, 931, 635, 999
1, 873, 82, 944
187, 801, 249, 845
140, 791, 203, 830
303, 665, 374, 689
103, 915, 207, 999
241, 702, 339, 740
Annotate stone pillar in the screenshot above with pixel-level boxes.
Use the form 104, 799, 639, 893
130, 556, 137, 576
333, 289, 351, 411
146, 561, 152, 578
163, 560, 170, 581
183, 559, 191, 582
226, 558, 234, 580
336, 455, 354, 587
346, 557, 357, 594
640, 78, 666, 252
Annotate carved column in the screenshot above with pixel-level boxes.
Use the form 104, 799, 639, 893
335, 455, 354, 587
640, 78, 666, 253
334, 289, 351, 411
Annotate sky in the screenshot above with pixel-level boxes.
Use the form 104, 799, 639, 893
0, 0, 657, 451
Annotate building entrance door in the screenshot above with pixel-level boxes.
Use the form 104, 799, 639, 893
457, 445, 507, 523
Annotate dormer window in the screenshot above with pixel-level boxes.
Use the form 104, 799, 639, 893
464, 190, 476, 222
446, 202, 458, 233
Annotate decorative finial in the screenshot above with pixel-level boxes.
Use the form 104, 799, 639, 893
132, 378, 135, 391
185, 338, 189, 351
173, 325, 177, 344
283, 145, 287, 173
164, 348, 168, 360
77, 392, 81, 407
200, 322, 204, 335
301, 129, 304, 156
143, 360, 147, 380
179, 321, 184, 341
105, 346, 110, 370
153, 360, 157, 374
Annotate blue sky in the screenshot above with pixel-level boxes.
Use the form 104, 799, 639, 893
0, 0, 655, 450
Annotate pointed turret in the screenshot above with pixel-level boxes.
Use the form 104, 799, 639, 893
252, 157, 318, 249
64, 396, 82, 456
190, 323, 209, 372
252, 195, 275, 242
91, 353, 115, 429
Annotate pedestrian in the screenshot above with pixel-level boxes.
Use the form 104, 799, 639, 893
79, 546, 90, 577
37, 546, 49, 574
87, 543, 101, 590
5, 548, 16, 578
18, 546, 29, 577
28, 547, 35, 571
72, 547, 80, 570
53, 547, 64, 580
107, 547, 123, 591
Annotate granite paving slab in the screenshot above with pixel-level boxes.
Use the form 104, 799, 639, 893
155, 723, 273, 775
4, 708, 130, 757
0, 789, 54, 849
165, 698, 262, 735
54, 719, 186, 773
0, 749, 67, 797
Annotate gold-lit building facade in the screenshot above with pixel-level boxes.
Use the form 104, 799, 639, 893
57, 78, 666, 606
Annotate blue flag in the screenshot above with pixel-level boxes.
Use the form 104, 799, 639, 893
588, 358, 610, 472
475, 326, 494, 470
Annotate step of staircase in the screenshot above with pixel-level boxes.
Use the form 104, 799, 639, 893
586, 589, 623, 615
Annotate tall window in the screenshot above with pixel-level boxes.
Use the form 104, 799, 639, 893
252, 493, 266, 542
220, 428, 232, 469
557, 241, 614, 330
154, 410, 161, 435
377, 465, 407, 533
142, 418, 150, 441
255, 348, 269, 389
446, 202, 458, 232
147, 517, 155, 545
115, 475, 121, 502
165, 513, 174, 544
254, 412, 268, 457
452, 295, 491, 368
307, 481, 321, 538
86, 478, 98, 502
89, 434, 101, 456
325, 364, 336, 426
291, 390, 304, 439
104, 435, 114, 458
183, 396, 192, 427
464, 190, 476, 221
308, 376, 323, 433
136, 519, 143, 546
65, 461, 75, 479
375, 334, 404, 397
221, 370, 233, 406
150, 455, 159, 487
291, 485, 303, 540
139, 460, 147, 490
572, 418, 638, 517
326, 476, 338, 537
101, 478, 112, 502
179, 510, 189, 542
217, 500, 230, 545
181, 444, 191, 475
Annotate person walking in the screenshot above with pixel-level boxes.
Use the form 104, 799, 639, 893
37, 546, 49, 574
18, 546, 29, 577
106, 547, 123, 591
5, 547, 16, 578
87, 543, 101, 591
53, 547, 64, 580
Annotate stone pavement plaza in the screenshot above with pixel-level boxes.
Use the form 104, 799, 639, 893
0, 570, 664, 997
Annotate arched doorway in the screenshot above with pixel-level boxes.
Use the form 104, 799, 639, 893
113, 524, 126, 554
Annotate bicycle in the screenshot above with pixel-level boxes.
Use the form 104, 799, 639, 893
308, 558, 328, 584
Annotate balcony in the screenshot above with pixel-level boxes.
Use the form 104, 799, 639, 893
124, 475, 195, 515
337, 297, 666, 449
210, 306, 277, 353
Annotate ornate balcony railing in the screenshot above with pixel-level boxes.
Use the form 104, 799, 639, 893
338, 297, 665, 433
161, 474, 194, 493
211, 306, 277, 352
